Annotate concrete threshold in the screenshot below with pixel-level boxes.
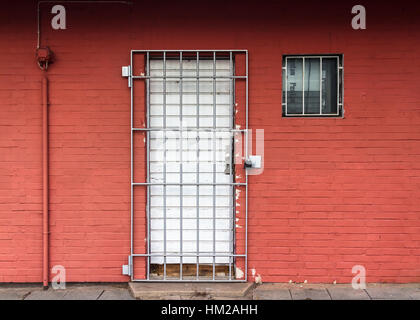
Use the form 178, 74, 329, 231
129, 282, 254, 300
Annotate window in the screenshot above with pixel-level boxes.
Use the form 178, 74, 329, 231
282, 55, 343, 117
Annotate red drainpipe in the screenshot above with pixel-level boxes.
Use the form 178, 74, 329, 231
42, 76, 49, 288
37, 46, 52, 289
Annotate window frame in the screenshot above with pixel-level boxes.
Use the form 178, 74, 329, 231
282, 54, 344, 118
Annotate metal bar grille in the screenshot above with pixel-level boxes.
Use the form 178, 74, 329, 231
146, 52, 150, 280
196, 52, 200, 280
228, 51, 233, 281
163, 52, 167, 280
129, 50, 248, 282
282, 55, 343, 117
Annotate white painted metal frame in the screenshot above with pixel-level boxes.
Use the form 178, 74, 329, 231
282, 55, 343, 117
128, 50, 248, 282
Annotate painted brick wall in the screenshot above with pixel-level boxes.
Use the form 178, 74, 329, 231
0, 0, 419, 283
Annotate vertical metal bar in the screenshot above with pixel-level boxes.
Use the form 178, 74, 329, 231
340, 56, 344, 116
320, 57, 322, 115
285, 58, 288, 116
179, 52, 183, 280
195, 52, 200, 280
130, 51, 134, 281
146, 52, 151, 280
228, 51, 233, 281
245, 50, 249, 281
163, 52, 167, 280
337, 56, 340, 116
232, 60, 237, 281
212, 51, 216, 280
302, 57, 305, 115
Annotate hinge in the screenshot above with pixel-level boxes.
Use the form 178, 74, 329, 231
122, 256, 132, 276
122, 65, 131, 88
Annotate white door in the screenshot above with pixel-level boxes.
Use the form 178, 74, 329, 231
148, 58, 234, 266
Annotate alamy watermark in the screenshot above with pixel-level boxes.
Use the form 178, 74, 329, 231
351, 5, 367, 30
51, 265, 66, 289
149, 123, 264, 176
51, 5, 66, 30
48, 4, 366, 32
352, 265, 367, 289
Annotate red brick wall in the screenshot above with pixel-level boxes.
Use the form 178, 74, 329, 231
0, 0, 419, 283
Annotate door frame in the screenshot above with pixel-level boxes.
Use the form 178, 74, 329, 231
125, 50, 249, 282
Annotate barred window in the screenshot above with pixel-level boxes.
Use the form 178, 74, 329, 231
282, 55, 343, 117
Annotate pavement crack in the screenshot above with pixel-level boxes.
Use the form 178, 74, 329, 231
22, 291, 32, 300
326, 288, 333, 300
364, 289, 372, 300
96, 290, 105, 300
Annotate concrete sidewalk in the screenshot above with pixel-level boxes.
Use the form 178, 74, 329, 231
252, 283, 420, 300
0, 284, 134, 300
0, 283, 419, 300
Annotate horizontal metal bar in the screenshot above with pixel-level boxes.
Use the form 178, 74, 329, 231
148, 217, 237, 220
133, 127, 247, 132
131, 50, 248, 53
133, 182, 247, 186
132, 253, 246, 257
132, 279, 247, 282
150, 230, 233, 232
285, 55, 341, 59
132, 75, 247, 79
285, 114, 340, 117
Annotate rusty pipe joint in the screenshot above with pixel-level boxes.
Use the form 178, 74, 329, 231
36, 47, 53, 71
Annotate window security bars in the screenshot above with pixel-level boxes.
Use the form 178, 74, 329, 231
128, 50, 248, 282
282, 55, 343, 117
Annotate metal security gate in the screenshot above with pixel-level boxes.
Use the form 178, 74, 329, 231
123, 50, 248, 282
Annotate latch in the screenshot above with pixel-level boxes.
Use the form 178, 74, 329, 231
244, 155, 262, 169
224, 144, 232, 175
121, 65, 131, 87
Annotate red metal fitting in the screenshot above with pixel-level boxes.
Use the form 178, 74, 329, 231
36, 47, 53, 70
